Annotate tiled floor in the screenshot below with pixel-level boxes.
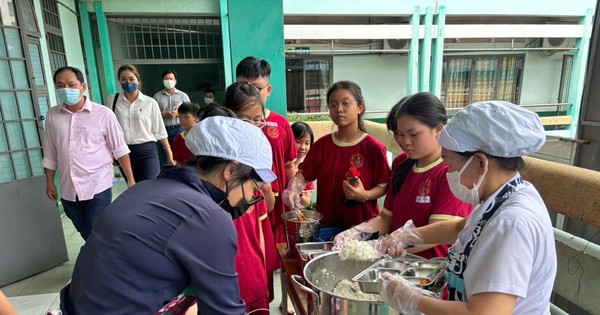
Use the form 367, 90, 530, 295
1, 178, 285, 314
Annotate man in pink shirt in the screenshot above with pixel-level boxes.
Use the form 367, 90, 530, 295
42, 66, 135, 240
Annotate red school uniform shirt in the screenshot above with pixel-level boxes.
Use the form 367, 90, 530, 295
299, 133, 390, 228
383, 153, 473, 259
263, 111, 297, 231
233, 199, 269, 307
172, 133, 194, 165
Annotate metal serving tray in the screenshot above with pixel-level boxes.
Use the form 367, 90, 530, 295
351, 257, 446, 294
296, 241, 334, 262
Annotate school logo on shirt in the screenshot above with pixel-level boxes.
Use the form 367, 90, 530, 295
416, 179, 432, 203
266, 126, 279, 138
350, 153, 365, 168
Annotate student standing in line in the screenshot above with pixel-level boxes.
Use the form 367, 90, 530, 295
42, 66, 135, 240
109, 64, 175, 182
236, 57, 298, 245
334, 92, 473, 260
291, 122, 315, 207
284, 80, 390, 229
171, 102, 200, 165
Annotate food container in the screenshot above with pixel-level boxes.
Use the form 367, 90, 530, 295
282, 210, 323, 257
352, 257, 446, 295
291, 251, 399, 315
295, 241, 334, 270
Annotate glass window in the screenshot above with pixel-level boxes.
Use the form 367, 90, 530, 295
12, 151, 31, 179
27, 42, 45, 86
442, 56, 523, 109
11, 60, 29, 89
19, 0, 39, 35
23, 120, 39, 148
286, 58, 333, 113
0, 153, 14, 183
0, 28, 7, 57
558, 55, 574, 104
0, 92, 19, 120
0, 0, 18, 27
17, 92, 34, 118
5, 122, 24, 149
37, 96, 49, 127
0, 124, 7, 151
0, 60, 12, 89
29, 148, 43, 176
4, 28, 23, 57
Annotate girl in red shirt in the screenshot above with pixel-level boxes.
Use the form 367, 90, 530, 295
333, 92, 472, 260
291, 122, 315, 207
284, 81, 390, 229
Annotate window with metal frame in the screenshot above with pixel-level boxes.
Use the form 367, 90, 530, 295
107, 17, 223, 64
558, 55, 574, 104
41, 0, 66, 72
285, 57, 332, 113
0, 0, 45, 183
441, 55, 524, 109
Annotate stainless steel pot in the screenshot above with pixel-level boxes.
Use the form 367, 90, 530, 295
282, 210, 323, 257
291, 251, 399, 315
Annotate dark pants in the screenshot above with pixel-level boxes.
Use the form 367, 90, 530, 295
158, 125, 184, 164
127, 141, 160, 182
62, 188, 112, 240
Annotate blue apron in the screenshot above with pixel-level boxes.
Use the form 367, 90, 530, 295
446, 176, 524, 301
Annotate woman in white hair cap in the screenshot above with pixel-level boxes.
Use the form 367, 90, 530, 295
380, 101, 557, 315
58, 116, 275, 315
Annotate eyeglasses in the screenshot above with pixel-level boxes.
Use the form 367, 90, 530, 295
328, 100, 357, 110
247, 179, 265, 206
254, 83, 271, 92
241, 117, 266, 129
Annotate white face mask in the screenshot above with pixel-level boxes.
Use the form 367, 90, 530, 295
446, 155, 486, 205
163, 80, 176, 89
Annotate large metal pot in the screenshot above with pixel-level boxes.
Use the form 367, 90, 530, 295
282, 210, 323, 257
291, 251, 399, 315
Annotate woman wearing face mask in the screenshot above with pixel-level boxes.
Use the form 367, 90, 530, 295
379, 101, 557, 315
109, 64, 175, 182
58, 116, 275, 315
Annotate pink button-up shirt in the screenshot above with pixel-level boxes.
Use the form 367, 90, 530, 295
42, 98, 130, 201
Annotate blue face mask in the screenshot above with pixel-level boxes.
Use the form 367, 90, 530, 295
121, 82, 138, 94
204, 98, 213, 105
57, 88, 82, 106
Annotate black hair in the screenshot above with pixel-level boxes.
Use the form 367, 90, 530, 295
458, 151, 526, 172
204, 88, 215, 95
222, 82, 264, 113
291, 121, 314, 146
161, 70, 177, 80
236, 56, 271, 80
186, 156, 262, 188
177, 102, 201, 117
197, 105, 237, 121
388, 92, 447, 195
326, 80, 366, 133
53, 66, 85, 84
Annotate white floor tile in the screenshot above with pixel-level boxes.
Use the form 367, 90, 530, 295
8, 293, 58, 315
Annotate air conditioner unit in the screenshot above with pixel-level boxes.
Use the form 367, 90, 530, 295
383, 39, 409, 50
541, 38, 576, 48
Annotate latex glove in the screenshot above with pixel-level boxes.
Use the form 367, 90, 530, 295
380, 220, 424, 257
381, 272, 431, 314
283, 176, 305, 210
332, 223, 378, 250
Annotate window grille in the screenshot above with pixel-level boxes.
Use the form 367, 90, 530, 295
41, 0, 66, 72
286, 58, 332, 113
107, 17, 222, 64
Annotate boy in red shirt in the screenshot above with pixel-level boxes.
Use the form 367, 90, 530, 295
171, 102, 200, 165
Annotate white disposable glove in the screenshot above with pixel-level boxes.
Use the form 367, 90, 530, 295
332, 222, 378, 250
283, 176, 305, 210
380, 220, 424, 257
380, 272, 434, 314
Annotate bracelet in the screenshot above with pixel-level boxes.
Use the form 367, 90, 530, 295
363, 191, 369, 202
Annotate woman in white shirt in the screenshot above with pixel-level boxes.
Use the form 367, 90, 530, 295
379, 101, 557, 315
109, 64, 175, 181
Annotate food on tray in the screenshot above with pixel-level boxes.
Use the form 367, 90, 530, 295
338, 239, 378, 261
419, 278, 431, 286
332, 279, 382, 301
